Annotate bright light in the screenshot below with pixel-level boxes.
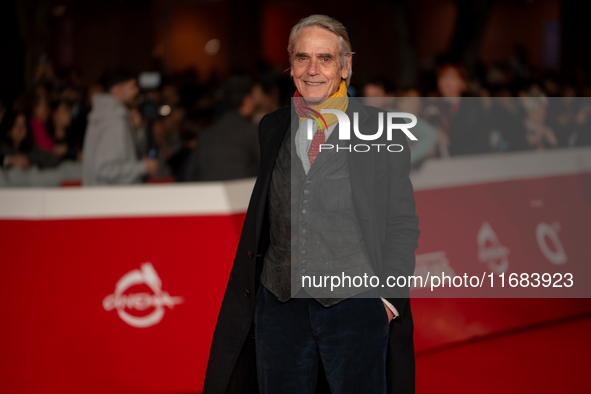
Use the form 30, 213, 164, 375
205, 39, 220, 56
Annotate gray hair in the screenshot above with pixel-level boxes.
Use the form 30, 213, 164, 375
287, 14, 354, 85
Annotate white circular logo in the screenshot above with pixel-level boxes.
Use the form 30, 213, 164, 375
103, 263, 183, 328
536, 222, 567, 265
477, 222, 510, 274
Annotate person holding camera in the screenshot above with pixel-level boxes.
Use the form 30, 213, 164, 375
82, 68, 157, 186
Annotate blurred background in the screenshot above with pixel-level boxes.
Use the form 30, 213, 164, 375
1, 0, 591, 185
0, 1, 590, 393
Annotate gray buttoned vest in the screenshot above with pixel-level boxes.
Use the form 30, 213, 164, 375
260, 119, 375, 307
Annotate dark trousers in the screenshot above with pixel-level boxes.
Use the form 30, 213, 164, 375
254, 285, 389, 394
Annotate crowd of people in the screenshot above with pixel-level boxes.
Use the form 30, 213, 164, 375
0, 58, 590, 187
361, 63, 591, 165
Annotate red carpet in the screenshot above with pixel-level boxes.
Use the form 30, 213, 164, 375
416, 314, 591, 393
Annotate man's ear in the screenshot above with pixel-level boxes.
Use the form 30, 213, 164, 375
341, 55, 352, 80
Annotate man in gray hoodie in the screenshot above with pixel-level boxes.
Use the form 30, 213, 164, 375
82, 68, 157, 186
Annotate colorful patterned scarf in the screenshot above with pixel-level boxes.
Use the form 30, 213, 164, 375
293, 79, 349, 130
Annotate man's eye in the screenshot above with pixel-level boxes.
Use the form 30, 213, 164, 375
322, 58, 330, 62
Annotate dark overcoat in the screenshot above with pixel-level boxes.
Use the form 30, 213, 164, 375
202, 99, 420, 394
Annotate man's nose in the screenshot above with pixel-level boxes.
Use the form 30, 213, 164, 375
307, 58, 319, 75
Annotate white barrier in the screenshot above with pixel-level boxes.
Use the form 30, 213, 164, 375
0, 147, 590, 220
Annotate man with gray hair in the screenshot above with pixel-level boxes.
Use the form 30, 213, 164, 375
203, 14, 419, 394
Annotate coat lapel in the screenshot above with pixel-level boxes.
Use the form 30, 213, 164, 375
254, 108, 291, 251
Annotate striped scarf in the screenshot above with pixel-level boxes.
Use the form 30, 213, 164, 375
293, 80, 348, 174
293, 79, 348, 130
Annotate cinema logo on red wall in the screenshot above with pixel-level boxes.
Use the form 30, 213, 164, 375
103, 262, 183, 328
477, 222, 510, 274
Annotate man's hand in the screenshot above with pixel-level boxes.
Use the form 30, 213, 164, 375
383, 301, 394, 323
129, 108, 145, 129
438, 129, 450, 147
142, 158, 158, 176
52, 143, 68, 157
6, 154, 30, 170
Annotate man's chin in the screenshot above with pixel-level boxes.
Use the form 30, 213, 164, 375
296, 84, 329, 105
302, 95, 328, 105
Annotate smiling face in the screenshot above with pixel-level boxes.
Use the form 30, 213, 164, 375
290, 26, 350, 104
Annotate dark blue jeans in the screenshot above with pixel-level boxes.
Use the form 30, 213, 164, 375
254, 285, 389, 394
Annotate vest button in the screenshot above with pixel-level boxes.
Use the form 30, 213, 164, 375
305, 180, 311, 184
302, 209, 307, 214
247, 251, 253, 259
302, 229, 306, 234
301, 269, 306, 274
304, 190, 309, 194
301, 259, 307, 264
301, 240, 306, 245
303, 200, 308, 204
301, 250, 306, 254
244, 289, 250, 297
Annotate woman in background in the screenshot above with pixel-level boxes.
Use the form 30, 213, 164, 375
520, 89, 558, 150
48, 100, 75, 161
29, 88, 55, 152
428, 63, 491, 157
0, 110, 59, 170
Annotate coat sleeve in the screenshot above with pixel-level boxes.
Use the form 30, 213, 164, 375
257, 113, 273, 163
382, 131, 420, 319
94, 118, 146, 184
